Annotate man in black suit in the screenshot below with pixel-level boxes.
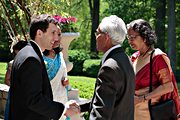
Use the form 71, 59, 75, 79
9, 14, 78, 120
80, 15, 135, 120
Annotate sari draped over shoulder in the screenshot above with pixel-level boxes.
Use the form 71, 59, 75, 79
43, 52, 67, 120
132, 48, 180, 120
43, 53, 84, 120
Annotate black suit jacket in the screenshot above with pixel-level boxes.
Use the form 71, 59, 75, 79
80, 47, 135, 120
9, 41, 64, 120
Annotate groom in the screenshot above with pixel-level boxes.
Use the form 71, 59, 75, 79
9, 14, 78, 120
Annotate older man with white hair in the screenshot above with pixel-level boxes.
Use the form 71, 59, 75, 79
80, 15, 135, 120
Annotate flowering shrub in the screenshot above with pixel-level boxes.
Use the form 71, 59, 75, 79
53, 15, 78, 32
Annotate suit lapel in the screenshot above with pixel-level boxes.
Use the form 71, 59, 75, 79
29, 41, 44, 66
29, 41, 53, 99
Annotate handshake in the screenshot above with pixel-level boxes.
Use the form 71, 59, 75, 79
64, 100, 81, 117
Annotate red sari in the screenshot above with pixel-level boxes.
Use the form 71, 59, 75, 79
132, 48, 180, 119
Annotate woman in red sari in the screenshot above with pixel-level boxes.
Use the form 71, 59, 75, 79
127, 19, 180, 120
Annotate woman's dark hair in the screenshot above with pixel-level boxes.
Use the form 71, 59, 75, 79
43, 47, 62, 56
12, 41, 28, 52
127, 19, 157, 46
11, 40, 28, 57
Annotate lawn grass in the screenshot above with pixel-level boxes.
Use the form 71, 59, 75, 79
0, 62, 7, 84
68, 76, 95, 99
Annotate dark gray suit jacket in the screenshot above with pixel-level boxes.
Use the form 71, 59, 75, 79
9, 41, 64, 120
80, 47, 135, 120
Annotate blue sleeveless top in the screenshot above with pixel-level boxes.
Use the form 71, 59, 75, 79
43, 53, 61, 81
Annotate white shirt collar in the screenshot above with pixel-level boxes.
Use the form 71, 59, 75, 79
101, 44, 121, 64
30, 40, 43, 56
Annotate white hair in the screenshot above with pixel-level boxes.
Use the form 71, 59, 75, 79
99, 15, 127, 45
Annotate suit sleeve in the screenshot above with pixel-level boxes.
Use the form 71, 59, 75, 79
90, 64, 120, 120
80, 102, 91, 112
20, 57, 64, 119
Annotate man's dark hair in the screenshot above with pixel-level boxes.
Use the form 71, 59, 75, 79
29, 14, 58, 40
12, 40, 28, 52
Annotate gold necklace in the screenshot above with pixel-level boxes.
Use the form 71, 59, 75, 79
140, 47, 151, 57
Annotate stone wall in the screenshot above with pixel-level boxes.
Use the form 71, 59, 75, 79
0, 84, 9, 119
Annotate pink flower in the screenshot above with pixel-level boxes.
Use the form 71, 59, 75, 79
68, 17, 77, 23
53, 15, 62, 22
53, 15, 78, 32
61, 17, 68, 23
53, 15, 77, 23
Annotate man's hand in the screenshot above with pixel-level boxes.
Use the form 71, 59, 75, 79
64, 100, 80, 117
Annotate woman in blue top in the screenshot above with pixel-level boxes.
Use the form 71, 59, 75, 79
43, 25, 84, 120
43, 29, 69, 120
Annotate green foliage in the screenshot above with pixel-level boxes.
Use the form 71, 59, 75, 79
176, 1, 180, 70
70, 29, 91, 50
69, 1, 92, 50
102, 0, 156, 57
27, 0, 63, 15
0, 20, 9, 50
1, 0, 180, 71
103, 0, 180, 71
0, 0, 30, 56
0, 4, 13, 51
68, 50, 90, 75
83, 59, 101, 78
122, 39, 136, 56
103, 0, 156, 24
177, 38, 180, 70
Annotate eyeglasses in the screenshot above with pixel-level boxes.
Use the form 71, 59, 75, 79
127, 34, 140, 40
94, 31, 106, 37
